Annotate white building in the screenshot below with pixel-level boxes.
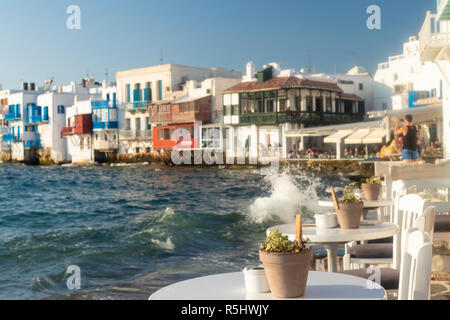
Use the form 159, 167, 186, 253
3, 84, 43, 162
222, 62, 366, 160
419, 3, 450, 160
116, 64, 241, 156
35, 92, 76, 163
64, 100, 94, 164
313, 66, 375, 113
374, 36, 444, 111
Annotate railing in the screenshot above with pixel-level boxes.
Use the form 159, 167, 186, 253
93, 139, 119, 151
61, 127, 75, 137
419, 11, 450, 60
119, 130, 153, 140
93, 121, 119, 130
28, 115, 42, 124
5, 113, 19, 122
125, 101, 151, 111
238, 111, 363, 126
2, 134, 20, 143
24, 140, 42, 149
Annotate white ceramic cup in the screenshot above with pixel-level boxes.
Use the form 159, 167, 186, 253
243, 266, 270, 293
315, 212, 338, 229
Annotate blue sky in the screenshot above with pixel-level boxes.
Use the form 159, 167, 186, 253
0, 0, 436, 89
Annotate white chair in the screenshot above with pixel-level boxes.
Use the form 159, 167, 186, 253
341, 207, 435, 292
343, 193, 433, 270
398, 229, 433, 300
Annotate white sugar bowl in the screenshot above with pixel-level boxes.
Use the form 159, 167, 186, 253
243, 266, 270, 293
315, 212, 338, 229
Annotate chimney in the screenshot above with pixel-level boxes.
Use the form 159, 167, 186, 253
22, 82, 29, 91
246, 61, 255, 80
30, 83, 35, 91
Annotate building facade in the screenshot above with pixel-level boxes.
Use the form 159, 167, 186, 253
374, 36, 444, 112
116, 64, 241, 156
419, 2, 450, 159
222, 62, 365, 160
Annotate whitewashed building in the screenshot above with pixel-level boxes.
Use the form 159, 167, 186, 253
63, 100, 94, 164
221, 62, 366, 160
374, 36, 444, 111
116, 64, 241, 156
419, 2, 450, 159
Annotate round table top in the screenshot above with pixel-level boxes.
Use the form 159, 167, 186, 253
318, 199, 393, 209
267, 223, 399, 243
149, 271, 386, 300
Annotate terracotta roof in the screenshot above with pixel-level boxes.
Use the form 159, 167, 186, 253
340, 93, 363, 101
223, 76, 343, 93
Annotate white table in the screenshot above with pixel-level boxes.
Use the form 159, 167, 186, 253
149, 271, 386, 300
266, 223, 399, 273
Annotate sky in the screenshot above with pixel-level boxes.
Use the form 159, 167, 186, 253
0, 0, 437, 89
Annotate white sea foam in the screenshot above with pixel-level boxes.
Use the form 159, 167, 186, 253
248, 172, 327, 224
151, 237, 175, 251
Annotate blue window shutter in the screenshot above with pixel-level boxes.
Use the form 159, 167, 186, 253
113, 93, 117, 107
106, 94, 110, 101
158, 81, 163, 100
43, 107, 48, 121
126, 85, 131, 102
61, 105, 65, 113
17, 126, 21, 139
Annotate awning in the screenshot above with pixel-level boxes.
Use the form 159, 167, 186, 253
362, 129, 387, 144
324, 130, 355, 144
344, 129, 371, 144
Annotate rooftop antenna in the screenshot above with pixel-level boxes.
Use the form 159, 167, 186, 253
44, 77, 54, 92
307, 50, 312, 72
160, 51, 164, 65
104, 69, 109, 83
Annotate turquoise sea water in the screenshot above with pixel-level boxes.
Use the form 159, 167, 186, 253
0, 164, 349, 299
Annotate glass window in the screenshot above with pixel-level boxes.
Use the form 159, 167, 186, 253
163, 128, 170, 140
279, 99, 286, 112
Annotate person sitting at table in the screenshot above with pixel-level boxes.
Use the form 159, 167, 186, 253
380, 136, 401, 161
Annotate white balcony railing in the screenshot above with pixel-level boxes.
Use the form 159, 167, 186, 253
119, 130, 153, 140
419, 11, 450, 61
93, 139, 118, 151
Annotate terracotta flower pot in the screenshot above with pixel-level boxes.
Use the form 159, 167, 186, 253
259, 247, 313, 298
336, 202, 364, 229
361, 183, 381, 201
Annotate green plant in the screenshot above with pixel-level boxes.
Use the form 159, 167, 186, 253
365, 176, 381, 185
260, 230, 310, 253
341, 182, 362, 204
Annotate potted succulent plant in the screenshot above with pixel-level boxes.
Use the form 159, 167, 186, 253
333, 182, 364, 229
361, 176, 382, 201
259, 229, 312, 298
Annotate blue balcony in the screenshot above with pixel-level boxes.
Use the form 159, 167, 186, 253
126, 101, 150, 111
5, 113, 20, 122
24, 140, 42, 149
93, 121, 119, 130
3, 134, 21, 143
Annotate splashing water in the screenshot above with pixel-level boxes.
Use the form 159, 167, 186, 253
248, 172, 328, 223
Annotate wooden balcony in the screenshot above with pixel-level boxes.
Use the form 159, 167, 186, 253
419, 11, 450, 61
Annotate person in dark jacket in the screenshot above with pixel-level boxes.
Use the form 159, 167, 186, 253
394, 114, 418, 163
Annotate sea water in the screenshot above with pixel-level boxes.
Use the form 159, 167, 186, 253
0, 164, 349, 299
